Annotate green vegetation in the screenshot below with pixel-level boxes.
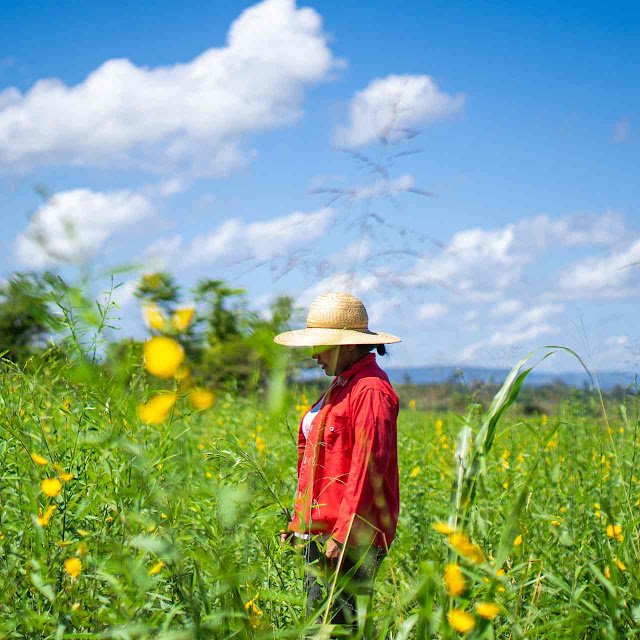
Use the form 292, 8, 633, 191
1, 275, 639, 639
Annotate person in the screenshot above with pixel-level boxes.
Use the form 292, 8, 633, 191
274, 291, 400, 631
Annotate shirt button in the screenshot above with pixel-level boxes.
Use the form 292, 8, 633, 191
330, 426, 334, 431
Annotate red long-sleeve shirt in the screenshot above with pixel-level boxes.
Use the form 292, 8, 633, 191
288, 353, 399, 548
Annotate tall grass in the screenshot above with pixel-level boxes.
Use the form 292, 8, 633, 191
1, 292, 639, 638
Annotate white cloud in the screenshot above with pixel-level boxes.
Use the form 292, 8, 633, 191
334, 74, 464, 148
15, 188, 153, 267
141, 234, 184, 271
458, 304, 564, 363
188, 208, 335, 266
557, 238, 640, 299
0, 0, 336, 175
417, 302, 448, 320
491, 299, 523, 318
404, 212, 627, 299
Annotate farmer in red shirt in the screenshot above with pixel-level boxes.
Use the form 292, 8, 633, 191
274, 291, 400, 628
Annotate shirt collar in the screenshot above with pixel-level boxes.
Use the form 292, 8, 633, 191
335, 352, 376, 384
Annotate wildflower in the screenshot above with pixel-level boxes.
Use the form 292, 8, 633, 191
606, 524, 624, 542
161, 513, 167, 519
513, 534, 523, 546
138, 392, 177, 424
615, 557, 627, 571
435, 419, 443, 429
72, 602, 81, 611
449, 532, 485, 564
77, 529, 91, 537
64, 557, 82, 579
76, 542, 88, 557
604, 566, 611, 579
172, 308, 195, 332
255, 436, 266, 455
205, 471, 212, 478
551, 520, 560, 526
149, 561, 163, 576
476, 602, 501, 619
541, 414, 548, 425
142, 304, 166, 331
410, 466, 420, 478
31, 452, 48, 466
443, 563, 466, 596
448, 609, 475, 634
41, 478, 62, 498
143, 337, 184, 379
37, 505, 57, 526
503, 481, 509, 489
53, 464, 73, 482
433, 521, 456, 535
408, 399, 416, 409
56, 540, 72, 547
189, 388, 215, 410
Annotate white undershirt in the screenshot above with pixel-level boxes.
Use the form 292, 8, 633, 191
301, 398, 323, 439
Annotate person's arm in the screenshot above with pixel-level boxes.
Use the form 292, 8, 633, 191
331, 388, 397, 545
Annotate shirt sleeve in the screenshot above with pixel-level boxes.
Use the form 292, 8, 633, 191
331, 387, 397, 545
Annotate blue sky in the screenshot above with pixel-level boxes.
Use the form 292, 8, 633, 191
1, 0, 638, 373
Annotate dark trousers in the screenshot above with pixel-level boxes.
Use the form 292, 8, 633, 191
303, 538, 386, 631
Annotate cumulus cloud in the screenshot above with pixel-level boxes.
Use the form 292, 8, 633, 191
417, 302, 448, 320
15, 188, 153, 268
334, 74, 464, 148
458, 304, 564, 363
0, 0, 336, 175
403, 212, 627, 299
491, 299, 523, 318
557, 238, 640, 299
187, 208, 335, 266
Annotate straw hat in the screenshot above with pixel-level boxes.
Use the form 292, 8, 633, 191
274, 292, 401, 347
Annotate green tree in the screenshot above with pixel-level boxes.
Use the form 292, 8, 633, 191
0, 273, 59, 363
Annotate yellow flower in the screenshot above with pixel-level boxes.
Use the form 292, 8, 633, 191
541, 414, 548, 425
64, 557, 82, 579
76, 542, 88, 557
448, 609, 475, 634
432, 522, 456, 535
53, 464, 73, 482
410, 466, 420, 478
606, 524, 624, 542
41, 478, 62, 498
143, 337, 184, 379
615, 557, 627, 571
149, 561, 164, 576
31, 452, 48, 466
604, 566, 611, 579
37, 505, 57, 526
449, 532, 486, 564
171, 308, 195, 332
443, 563, 466, 596
71, 602, 81, 612
142, 304, 166, 331
551, 520, 560, 526
189, 388, 215, 410
513, 534, 523, 546
408, 399, 416, 409
435, 419, 443, 429
56, 540, 72, 547
138, 392, 177, 424
77, 529, 91, 537
476, 602, 501, 619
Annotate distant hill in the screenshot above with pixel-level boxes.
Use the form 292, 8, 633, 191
384, 365, 637, 392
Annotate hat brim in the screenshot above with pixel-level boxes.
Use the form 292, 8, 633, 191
273, 327, 401, 347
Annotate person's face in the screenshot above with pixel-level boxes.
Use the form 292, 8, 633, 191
311, 345, 356, 376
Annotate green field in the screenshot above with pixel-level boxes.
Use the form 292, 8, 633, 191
1, 341, 639, 639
